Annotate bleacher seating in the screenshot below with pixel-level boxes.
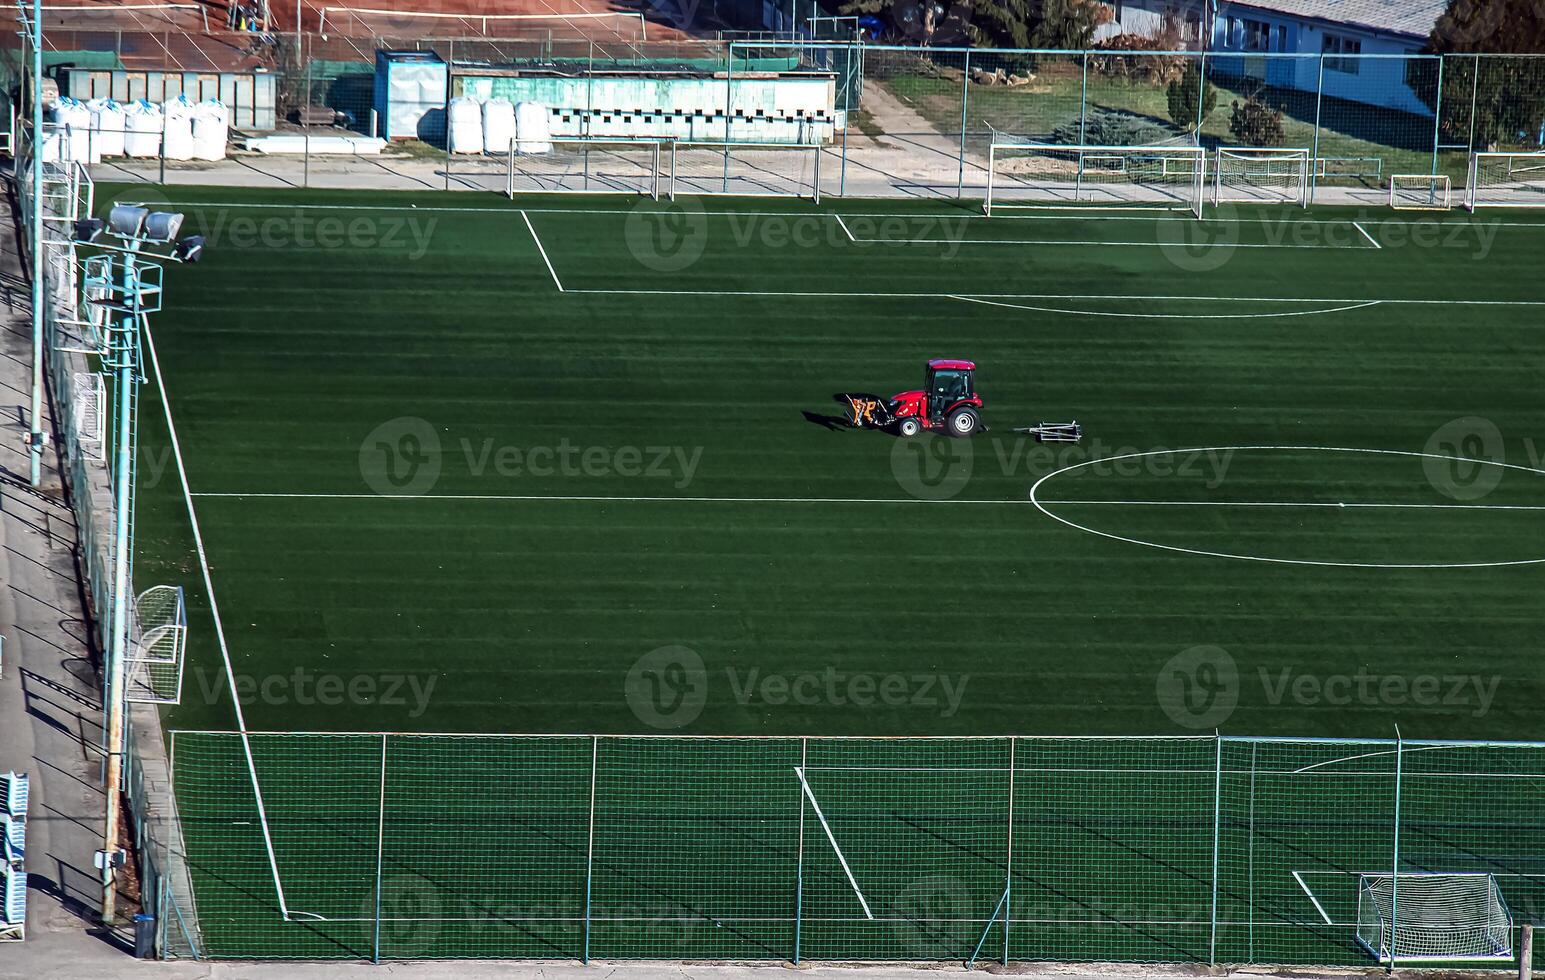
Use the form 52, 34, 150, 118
1, 772, 27, 942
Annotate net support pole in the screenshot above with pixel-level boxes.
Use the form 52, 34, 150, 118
1520, 923, 1533, 980
1429, 56, 1444, 178
793, 736, 807, 964
956, 50, 970, 199
1389, 726, 1403, 974
373, 733, 386, 963
1309, 55, 1325, 205
1209, 731, 1222, 965
1002, 735, 1015, 964
27, 0, 43, 488
583, 734, 598, 963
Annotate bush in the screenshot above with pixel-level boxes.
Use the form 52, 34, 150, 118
1052, 106, 1183, 146
1088, 30, 1185, 84
1228, 95, 1285, 145
1166, 61, 1215, 130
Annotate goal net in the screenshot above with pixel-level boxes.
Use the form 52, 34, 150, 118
1389, 174, 1452, 210
1214, 146, 1308, 207
985, 140, 1205, 217
125, 585, 189, 705
319, 6, 648, 40
1355, 873, 1513, 964
1466, 151, 1545, 209
507, 138, 664, 198
667, 141, 822, 201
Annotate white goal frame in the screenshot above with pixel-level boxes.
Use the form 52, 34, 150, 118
985, 142, 1206, 218
319, 6, 647, 39
507, 138, 664, 199
1213, 146, 1309, 207
666, 140, 822, 202
1355, 872, 1513, 965
1466, 151, 1545, 210
1389, 174, 1452, 210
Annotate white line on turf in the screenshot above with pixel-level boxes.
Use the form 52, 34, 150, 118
1042, 498, 1545, 511
854, 236, 1360, 250
142, 322, 295, 918
521, 210, 564, 292
190, 492, 1035, 503
948, 294, 1383, 320
563, 287, 1545, 307
1352, 220, 1382, 249
832, 212, 856, 242
794, 766, 874, 919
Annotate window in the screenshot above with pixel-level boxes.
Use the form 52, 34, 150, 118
1323, 32, 1362, 74
1241, 18, 1272, 51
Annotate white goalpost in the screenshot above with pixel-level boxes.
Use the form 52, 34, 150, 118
1213, 146, 1309, 207
319, 6, 648, 39
1355, 872, 1513, 964
505, 138, 822, 201
507, 138, 665, 199
1466, 151, 1545, 209
1389, 174, 1452, 210
984, 138, 1206, 217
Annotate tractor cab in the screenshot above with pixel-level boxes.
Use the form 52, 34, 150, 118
926, 360, 975, 420
888, 358, 982, 437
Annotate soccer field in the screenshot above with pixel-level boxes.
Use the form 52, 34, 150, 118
120, 186, 1545, 962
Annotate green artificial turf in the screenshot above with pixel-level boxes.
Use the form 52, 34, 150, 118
116, 185, 1545, 961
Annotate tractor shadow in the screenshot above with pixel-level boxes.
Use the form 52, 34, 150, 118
801, 410, 854, 432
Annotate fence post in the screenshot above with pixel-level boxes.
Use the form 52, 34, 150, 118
1520, 923, 1534, 980
373, 733, 387, 963
1209, 732, 1222, 965
1078, 52, 1089, 145
1309, 55, 1325, 205
1430, 55, 1445, 177
583, 735, 598, 963
1002, 735, 1015, 964
793, 736, 807, 964
443, 39, 453, 191
1389, 727, 1403, 974
957, 50, 970, 199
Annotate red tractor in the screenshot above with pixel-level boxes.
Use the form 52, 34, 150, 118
838, 359, 984, 438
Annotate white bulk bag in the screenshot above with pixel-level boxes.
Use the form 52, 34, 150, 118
192, 99, 229, 161
513, 101, 552, 155
88, 98, 126, 158
124, 100, 163, 158
447, 96, 482, 154
161, 95, 196, 160
481, 98, 514, 155
54, 98, 94, 163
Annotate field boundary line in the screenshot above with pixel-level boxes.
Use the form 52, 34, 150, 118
1042, 498, 1545, 511
521, 210, 564, 292
948, 295, 1382, 320
142, 323, 294, 919
564, 287, 1545, 307
190, 491, 1036, 504
853, 235, 1362, 250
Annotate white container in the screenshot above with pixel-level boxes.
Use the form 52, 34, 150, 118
481, 98, 514, 155
514, 101, 552, 155
124, 100, 164, 158
192, 99, 229, 161
88, 98, 126, 158
161, 95, 196, 160
53, 98, 94, 163
447, 96, 483, 154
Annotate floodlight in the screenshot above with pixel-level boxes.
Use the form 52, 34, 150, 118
143, 211, 184, 243
108, 205, 148, 238
73, 218, 105, 243
173, 235, 205, 264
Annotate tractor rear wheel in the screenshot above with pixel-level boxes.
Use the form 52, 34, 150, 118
947, 407, 980, 437
896, 417, 922, 438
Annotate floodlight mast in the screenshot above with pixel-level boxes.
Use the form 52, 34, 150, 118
27, 0, 42, 487
74, 209, 199, 924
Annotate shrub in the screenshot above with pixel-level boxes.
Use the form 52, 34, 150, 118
1228, 95, 1285, 145
1166, 61, 1215, 130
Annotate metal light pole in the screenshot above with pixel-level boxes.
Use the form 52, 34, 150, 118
28, 0, 44, 487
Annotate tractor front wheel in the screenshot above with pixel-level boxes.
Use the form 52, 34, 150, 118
896, 417, 922, 438
947, 407, 980, 438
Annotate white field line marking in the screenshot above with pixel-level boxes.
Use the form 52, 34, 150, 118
126, 199, 1545, 229
563, 287, 1545, 307
1029, 445, 1545, 570
521, 210, 564, 292
1352, 220, 1382, 249
142, 323, 294, 919
1042, 498, 1545, 511
832, 212, 856, 242
191, 491, 1035, 504
1292, 871, 1336, 926
949, 294, 1382, 320
853, 235, 1358, 250
794, 766, 873, 920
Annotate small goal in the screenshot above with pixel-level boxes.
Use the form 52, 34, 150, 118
1355, 872, 1513, 964
985, 138, 1206, 217
1214, 146, 1309, 207
507, 138, 665, 199
1466, 151, 1545, 209
1389, 174, 1452, 210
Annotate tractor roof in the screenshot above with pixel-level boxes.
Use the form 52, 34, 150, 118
927, 358, 976, 371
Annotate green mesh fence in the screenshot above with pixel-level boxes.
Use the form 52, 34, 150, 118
170, 733, 1545, 966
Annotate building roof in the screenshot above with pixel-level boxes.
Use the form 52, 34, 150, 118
1225, 0, 1445, 40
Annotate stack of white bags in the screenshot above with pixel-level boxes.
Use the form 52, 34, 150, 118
47, 95, 229, 162
442, 95, 552, 155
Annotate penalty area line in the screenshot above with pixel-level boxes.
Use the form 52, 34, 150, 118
521, 210, 564, 293
1352, 221, 1382, 249
1040, 498, 1545, 511
189, 491, 1036, 504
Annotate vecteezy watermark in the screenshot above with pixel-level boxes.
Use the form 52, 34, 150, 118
191, 666, 437, 718
1157, 645, 1503, 729
890, 436, 1236, 501
624, 197, 709, 272
1156, 645, 1240, 730
1158, 202, 1241, 273
721, 212, 971, 259
185, 206, 438, 258
357, 417, 704, 495
624, 645, 970, 729
1422, 416, 1507, 501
